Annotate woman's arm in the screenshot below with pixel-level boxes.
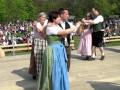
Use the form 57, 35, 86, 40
57, 22, 81, 35
36, 23, 46, 32
82, 18, 94, 25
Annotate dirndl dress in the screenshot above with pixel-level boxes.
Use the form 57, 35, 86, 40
34, 38, 47, 75
37, 35, 69, 90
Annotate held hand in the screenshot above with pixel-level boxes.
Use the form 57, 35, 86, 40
83, 19, 93, 24
75, 21, 81, 28
72, 21, 81, 33
81, 18, 85, 22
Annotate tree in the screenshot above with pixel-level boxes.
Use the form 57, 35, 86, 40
0, 0, 8, 23
0, 0, 120, 23
0, 0, 37, 23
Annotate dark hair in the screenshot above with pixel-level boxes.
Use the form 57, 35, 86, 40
58, 8, 64, 15
86, 12, 93, 19
48, 11, 59, 22
58, 8, 69, 15
92, 7, 101, 14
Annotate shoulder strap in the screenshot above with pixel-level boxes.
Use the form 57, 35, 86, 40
58, 24, 63, 29
65, 21, 70, 29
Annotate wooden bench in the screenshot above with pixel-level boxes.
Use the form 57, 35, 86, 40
0, 43, 32, 55
104, 36, 120, 42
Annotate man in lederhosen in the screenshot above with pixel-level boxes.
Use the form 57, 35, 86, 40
58, 8, 75, 71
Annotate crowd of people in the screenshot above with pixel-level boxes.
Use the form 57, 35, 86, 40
0, 21, 33, 45
104, 17, 120, 37
0, 14, 120, 46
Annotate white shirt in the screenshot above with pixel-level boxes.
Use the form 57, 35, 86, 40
46, 25, 62, 35
36, 20, 48, 30
60, 21, 75, 29
93, 15, 104, 24
59, 21, 75, 46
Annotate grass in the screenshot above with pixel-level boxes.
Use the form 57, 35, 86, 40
106, 41, 120, 47
6, 51, 31, 56
73, 35, 80, 49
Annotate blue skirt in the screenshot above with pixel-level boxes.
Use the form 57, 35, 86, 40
51, 43, 69, 90
37, 42, 70, 90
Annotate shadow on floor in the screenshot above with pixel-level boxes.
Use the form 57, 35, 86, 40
88, 81, 120, 90
105, 47, 120, 53
71, 54, 81, 60
12, 68, 36, 90
71, 54, 93, 61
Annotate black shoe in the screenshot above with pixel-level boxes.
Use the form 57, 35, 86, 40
99, 56, 105, 60
83, 56, 90, 60
32, 75, 36, 80
84, 56, 90, 60
90, 57, 95, 60
85, 56, 95, 61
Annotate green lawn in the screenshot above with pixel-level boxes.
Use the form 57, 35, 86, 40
106, 41, 120, 47
6, 51, 31, 56
73, 35, 80, 49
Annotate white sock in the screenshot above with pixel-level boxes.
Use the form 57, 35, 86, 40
102, 53, 105, 56
92, 54, 95, 58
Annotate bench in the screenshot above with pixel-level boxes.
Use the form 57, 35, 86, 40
0, 43, 32, 55
104, 36, 120, 42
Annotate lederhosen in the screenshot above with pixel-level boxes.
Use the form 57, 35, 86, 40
92, 21, 104, 47
59, 21, 71, 71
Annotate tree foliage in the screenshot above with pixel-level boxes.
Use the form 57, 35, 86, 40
0, 0, 36, 23
0, 0, 120, 23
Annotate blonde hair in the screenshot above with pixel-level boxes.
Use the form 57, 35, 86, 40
37, 12, 47, 18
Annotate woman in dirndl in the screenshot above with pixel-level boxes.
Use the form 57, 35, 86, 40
29, 12, 48, 79
77, 13, 92, 60
37, 11, 80, 90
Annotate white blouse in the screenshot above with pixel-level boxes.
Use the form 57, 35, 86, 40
36, 20, 48, 29
46, 25, 62, 35
34, 20, 48, 38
